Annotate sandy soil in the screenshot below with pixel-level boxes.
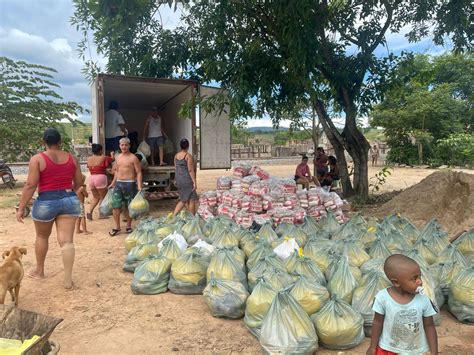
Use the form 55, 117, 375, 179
0, 166, 472, 354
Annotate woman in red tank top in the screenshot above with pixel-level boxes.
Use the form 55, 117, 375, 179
86, 143, 114, 220
17, 128, 82, 290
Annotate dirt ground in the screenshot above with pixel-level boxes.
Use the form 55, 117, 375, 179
0, 165, 473, 354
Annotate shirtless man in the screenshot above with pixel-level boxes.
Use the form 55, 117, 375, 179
108, 138, 142, 236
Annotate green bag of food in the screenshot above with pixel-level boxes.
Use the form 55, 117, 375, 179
301, 216, 320, 237
131, 254, 172, 295
128, 191, 149, 219
430, 261, 464, 299
332, 219, 363, 241
247, 242, 274, 271
248, 255, 286, 291
336, 239, 371, 267
260, 290, 318, 354
303, 239, 335, 273
263, 267, 295, 292
124, 228, 141, 252
123, 243, 159, 273
360, 258, 387, 279
99, 188, 114, 217
275, 221, 293, 237
207, 248, 247, 288
257, 223, 279, 244
284, 249, 326, 286
181, 215, 203, 243
312, 297, 365, 350
369, 238, 392, 260
448, 265, 474, 323
419, 265, 444, 325
318, 211, 341, 237
453, 229, 474, 256
327, 256, 359, 304
154, 224, 174, 239
244, 278, 277, 338
158, 235, 187, 263
352, 271, 391, 336
213, 228, 240, 248
403, 248, 430, 270
169, 250, 209, 295
383, 228, 411, 253
399, 217, 420, 244
413, 238, 438, 265
435, 243, 468, 266
325, 254, 362, 283
418, 219, 450, 254
203, 275, 249, 319
290, 275, 329, 315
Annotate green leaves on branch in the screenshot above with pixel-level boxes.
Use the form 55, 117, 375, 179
0, 57, 85, 162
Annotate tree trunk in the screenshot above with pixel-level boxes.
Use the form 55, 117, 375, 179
314, 100, 355, 197
418, 142, 423, 165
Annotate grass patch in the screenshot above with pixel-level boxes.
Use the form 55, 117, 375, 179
0, 184, 23, 209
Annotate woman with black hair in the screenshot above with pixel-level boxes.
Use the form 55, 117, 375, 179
86, 143, 114, 220
16, 128, 82, 289
173, 138, 198, 216
321, 155, 340, 188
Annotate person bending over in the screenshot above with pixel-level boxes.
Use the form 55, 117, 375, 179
108, 138, 142, 236
367, 254, 438, 355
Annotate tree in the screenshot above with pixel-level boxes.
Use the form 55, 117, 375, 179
72, 0, 472, 196
0, 57, 85, 161
371, 52, 473, 165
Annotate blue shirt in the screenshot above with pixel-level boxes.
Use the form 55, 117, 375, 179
373, 288, 438, 354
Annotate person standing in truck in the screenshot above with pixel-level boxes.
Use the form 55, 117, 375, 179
143, 106, 168, 166
105, 100, 127, 153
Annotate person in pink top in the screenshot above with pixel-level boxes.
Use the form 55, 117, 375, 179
295, 155, 320, 190
17, 128, 82, 289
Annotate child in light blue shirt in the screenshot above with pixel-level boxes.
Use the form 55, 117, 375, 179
367, 254, 438, 355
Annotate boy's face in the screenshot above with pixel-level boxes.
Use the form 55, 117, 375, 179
120, 141, 130, 153
392, 263, 423, 294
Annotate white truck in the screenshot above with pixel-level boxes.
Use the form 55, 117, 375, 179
91, 74, 231, 200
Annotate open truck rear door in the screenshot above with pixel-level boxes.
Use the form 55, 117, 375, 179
199, 86, 231, 170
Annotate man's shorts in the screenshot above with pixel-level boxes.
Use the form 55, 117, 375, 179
111, 180, 138, 209
105, 136, 121, 152
146, 136, 165, 150
32, 190, 81, 222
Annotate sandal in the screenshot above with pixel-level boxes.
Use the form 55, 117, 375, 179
109, 229, 121, 236
126, 228, 133, 234
86, 213, 93, 221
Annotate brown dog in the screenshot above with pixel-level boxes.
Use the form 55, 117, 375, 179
0, 246, 27, 306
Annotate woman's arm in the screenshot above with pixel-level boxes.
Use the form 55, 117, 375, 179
187, 155, 197, 190
16, 156, 40, 222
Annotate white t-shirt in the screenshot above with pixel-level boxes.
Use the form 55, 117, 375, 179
105, 109, 125, 138
373, 288, 438, 354
147, 116, 162, 138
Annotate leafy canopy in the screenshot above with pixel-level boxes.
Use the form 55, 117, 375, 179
0, 57, 85, 161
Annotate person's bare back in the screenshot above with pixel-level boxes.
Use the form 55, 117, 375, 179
115, 152, 139, 181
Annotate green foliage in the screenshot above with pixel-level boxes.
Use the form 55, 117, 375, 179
372, 52, 473, 165
434, 133, 474, 167
231, 122, 252, 145
0, 57, 85, 162
274, 130, 312, 146
369, 166, 393, 193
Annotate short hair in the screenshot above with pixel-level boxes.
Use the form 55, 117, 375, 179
119, 137, 130, 145
384, 254, 419, 280
43, 128, 61, 146
328, 155, 337, 164
302, 155, 308, 161
180, 138, 190, 150
109, 100, 119, 110
316, 147, 324, 153
91, 143, 103, 155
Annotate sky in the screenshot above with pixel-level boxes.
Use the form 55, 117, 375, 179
0, 0, 449, 127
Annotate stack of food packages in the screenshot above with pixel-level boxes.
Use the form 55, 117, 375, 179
199, 165, 348, 229
122, 209, 474, 352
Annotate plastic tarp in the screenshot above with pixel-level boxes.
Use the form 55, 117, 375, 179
203, 276, 249, 319
131, 254, 172, 295
290, 276, 330, 315
260, 290, 318, 354
244, 278, 277, 338
448, 265, 474, 323
312, 297, 365, 350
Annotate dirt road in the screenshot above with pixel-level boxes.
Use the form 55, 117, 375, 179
0, 166, 472, 354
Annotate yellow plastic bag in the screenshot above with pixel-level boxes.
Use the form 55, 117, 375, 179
290, 275, 329, 315
454, 229, 474, 255
431, 261, 464, 299
0, 336, 41, 355
327, 256, 359, 304
248, 255, 286, 292
312, 297, 365, 350
257, 223, 279, 244
131, 254, 172, 295
207, 247, 247, 288
336, 239, 370, 267
244, 278, 277, 338
448, 265, 474, 323
181, 215, 203, 242
246, 242, 273, 270
123, 243, 159, 273
213, 228, 240, 248
203, 276, 249, 319
169, 250, 209, 295
418, 219, 450, 254
128, 191, 149, 219
325, 255, 362, 283
260, 290, 318, 354
284, 250, 326, 286
263, 267, 295, 292
436, 243, 469, 266
303, 240, 335, 273
369, 238, 392, 260
98, 188, 113, 217
413, 238, 438, 265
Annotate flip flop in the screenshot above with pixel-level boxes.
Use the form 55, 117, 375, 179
109, 229, 121, 236
126, 227, 133, 234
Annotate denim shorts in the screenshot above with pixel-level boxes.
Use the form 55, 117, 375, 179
32, 190, 81, 222
146, 136, 165, 149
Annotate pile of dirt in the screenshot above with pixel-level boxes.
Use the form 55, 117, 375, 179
375, 170, 474, 235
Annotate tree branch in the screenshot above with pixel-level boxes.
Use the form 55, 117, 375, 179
366, 1, 393, 54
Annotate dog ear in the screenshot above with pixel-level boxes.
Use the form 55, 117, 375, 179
19, 247, 27, 255
2, 251, 10, 259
